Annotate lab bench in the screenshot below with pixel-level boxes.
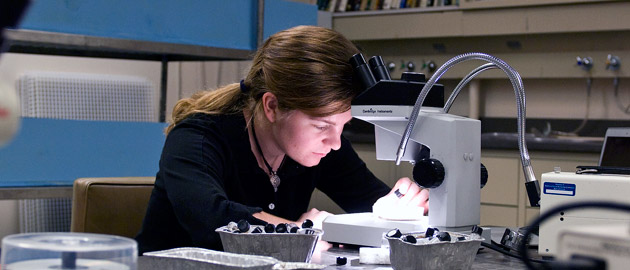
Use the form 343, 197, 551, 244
136, 244, 529, 269
136, 227, 532, 269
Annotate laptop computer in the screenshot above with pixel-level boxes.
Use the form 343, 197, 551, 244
577, 127, 630, 174
599, 127, 630, 167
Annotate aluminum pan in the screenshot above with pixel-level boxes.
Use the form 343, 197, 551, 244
142, 247, 278, 270
216, 225, 323, 263
386, 233, 483, 270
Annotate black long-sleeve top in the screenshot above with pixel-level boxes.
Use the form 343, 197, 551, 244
135, 113, 390, 254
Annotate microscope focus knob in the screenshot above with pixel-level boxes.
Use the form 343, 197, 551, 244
480, 163, 488, 189
413, 158, 445, 189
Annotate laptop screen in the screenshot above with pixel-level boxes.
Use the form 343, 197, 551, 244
599, 128, 630, 167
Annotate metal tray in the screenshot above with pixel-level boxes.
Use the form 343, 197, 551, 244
386, 232, 483, 270
140, 247, 326, 270
141, 247, 278, 270
216, 225, 323, 263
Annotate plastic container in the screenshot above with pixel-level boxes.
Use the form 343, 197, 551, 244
215, 225, 323, 263
1, 232, 137, 270
386, 231, 482, 270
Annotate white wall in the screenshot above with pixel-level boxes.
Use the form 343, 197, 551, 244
0, 53, 251, 239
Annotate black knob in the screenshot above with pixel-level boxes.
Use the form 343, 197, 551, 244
386, 228, 402, 238
287, 223, 299, 233
237, 219, 250, 233
402, 235, 417, 244
264, 223, 276, 233
436, 232, 451, 242
471, 225, 484, 235
406, 61, 415, 71
413, 158, 445, 188
425, 227, 438, 237
480, 163, 488, 189
301, 219, 314, 229
427, 61, 437, 72
275, 223, 288, 233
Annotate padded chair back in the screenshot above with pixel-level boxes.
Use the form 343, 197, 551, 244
71, 177, 155, 238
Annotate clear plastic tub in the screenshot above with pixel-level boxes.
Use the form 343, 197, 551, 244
1, 232, 137, 270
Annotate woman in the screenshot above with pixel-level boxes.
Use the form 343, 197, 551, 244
136, 25, 428, 254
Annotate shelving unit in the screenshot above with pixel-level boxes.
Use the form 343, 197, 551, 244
4, 29, 255, 123
332, 0, 627, 40
0, 0, 319, 199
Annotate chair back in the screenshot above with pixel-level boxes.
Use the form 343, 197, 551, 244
71, 177, 155, 238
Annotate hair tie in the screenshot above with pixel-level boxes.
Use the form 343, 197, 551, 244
240, 80, 250, 93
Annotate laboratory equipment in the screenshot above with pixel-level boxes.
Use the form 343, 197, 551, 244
556, 223, 630, 270
539, 171, 630, 256
322, 53, 538, 247
1, 232, 137, 269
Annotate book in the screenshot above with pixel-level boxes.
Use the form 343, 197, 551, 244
383, 0, 392, 9
337, 0, 348, 11
360, 0, 369, 10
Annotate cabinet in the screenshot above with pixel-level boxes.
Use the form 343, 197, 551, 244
329, 0, 630, 80
480, 150, 599, 227
332, 0, 625, 40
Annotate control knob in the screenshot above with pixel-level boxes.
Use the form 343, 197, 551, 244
413, 158, 445, 188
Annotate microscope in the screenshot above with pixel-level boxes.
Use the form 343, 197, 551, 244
322, 53, 539, 247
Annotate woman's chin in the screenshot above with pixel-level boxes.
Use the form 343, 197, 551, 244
297, 158, 321, 168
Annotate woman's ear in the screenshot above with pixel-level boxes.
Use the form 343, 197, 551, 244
261, 92, 279, 123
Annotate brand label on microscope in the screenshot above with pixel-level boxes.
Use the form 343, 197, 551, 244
543, 182, 576, 196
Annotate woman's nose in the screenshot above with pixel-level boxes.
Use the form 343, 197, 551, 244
326, 129, 342, 150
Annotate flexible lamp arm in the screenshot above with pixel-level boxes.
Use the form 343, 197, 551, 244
395, 52, 540, 207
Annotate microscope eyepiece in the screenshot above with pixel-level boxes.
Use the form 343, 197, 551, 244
350, 53, 377, 92
368, 56, 391, 81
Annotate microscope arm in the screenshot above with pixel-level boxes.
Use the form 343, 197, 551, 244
396, 52, 541, 207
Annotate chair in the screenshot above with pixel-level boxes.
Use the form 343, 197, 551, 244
71, 177, 155, 238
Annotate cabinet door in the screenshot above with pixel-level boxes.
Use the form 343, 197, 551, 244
481, 156, 520, 206
481, 205, 518, 227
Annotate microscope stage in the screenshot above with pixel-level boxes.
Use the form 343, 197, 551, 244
321, 212, 429, 247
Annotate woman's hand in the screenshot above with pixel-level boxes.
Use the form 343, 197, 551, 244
387, 177, 429, 215
297, 208, 332, 229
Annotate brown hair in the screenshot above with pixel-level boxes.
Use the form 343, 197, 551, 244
166, 25, 360, 134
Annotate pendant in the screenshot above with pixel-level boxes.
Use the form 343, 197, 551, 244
270, 173, 281, 192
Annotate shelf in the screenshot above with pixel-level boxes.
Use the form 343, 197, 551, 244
4, 29, 254, 61
332, 1, 630, 41
332, 6, 459, 18
0, 187, 72, 200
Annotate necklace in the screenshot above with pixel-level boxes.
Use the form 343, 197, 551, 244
251, 118, 286, 192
